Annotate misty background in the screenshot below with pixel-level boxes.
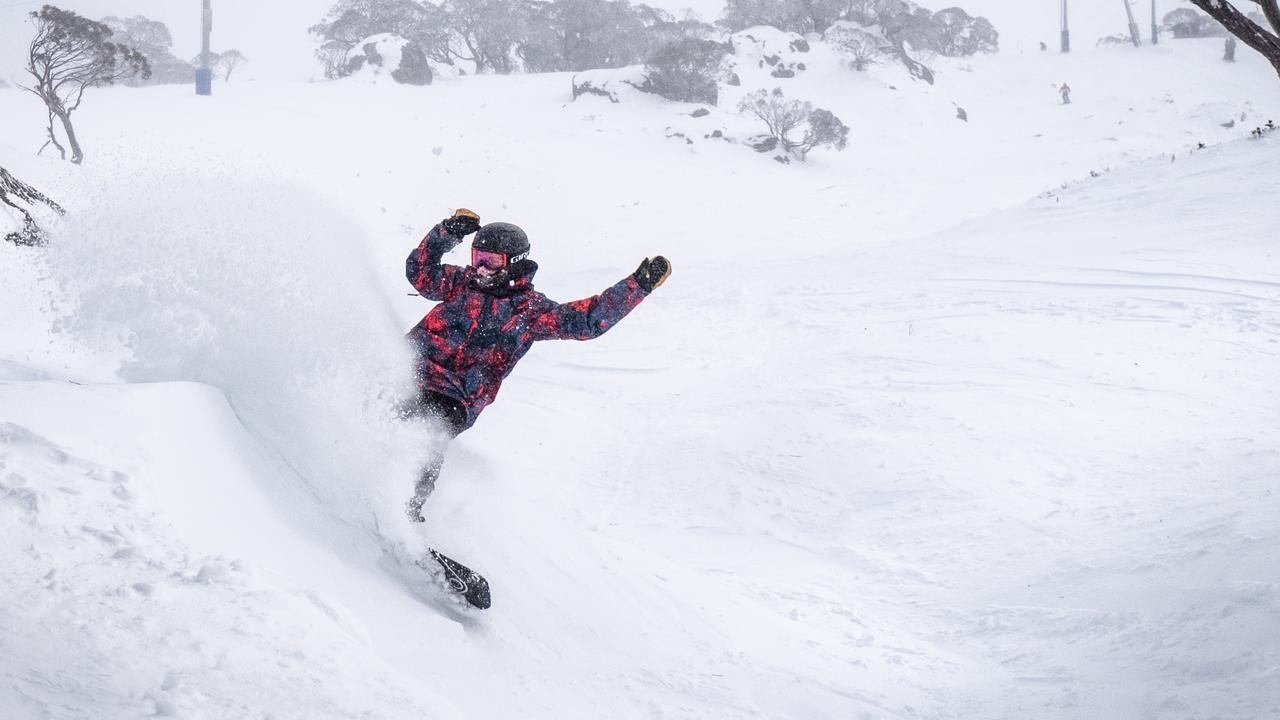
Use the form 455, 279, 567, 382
0, 0, 1204, 84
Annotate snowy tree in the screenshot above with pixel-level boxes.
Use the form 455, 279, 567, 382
839, 1, 997, 56
1, 165, 64, 246
444, 0, 526, 73
518, 0, 650, 72
103, 15, 193, 85
721, 0, 854, 34
214, 49, 248, 81
101, 15, 169, 53
645, 14, 716, 46
641, 38, 728, 104
719, 0, 794, 32
795, 108, 850, 159
23, 6, 150, 164
930, 7, 998, 56
826, 26, 889, 70
738, 88, 849, 161
1189, 0, 1280, 79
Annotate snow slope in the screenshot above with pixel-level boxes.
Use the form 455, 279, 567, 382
2, 32, 1279, 720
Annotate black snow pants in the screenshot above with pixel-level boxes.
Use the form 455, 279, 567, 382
402, 389, 468, 520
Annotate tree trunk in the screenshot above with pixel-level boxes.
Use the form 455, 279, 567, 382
1260, 0, 1280, 36
53, 109, 84, 165
1191, 0, 1280, 78
41, 118, 67, 161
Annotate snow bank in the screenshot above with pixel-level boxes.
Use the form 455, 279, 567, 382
0, 388, 464, 720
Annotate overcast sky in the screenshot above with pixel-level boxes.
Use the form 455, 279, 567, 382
0, 0, 1199, 84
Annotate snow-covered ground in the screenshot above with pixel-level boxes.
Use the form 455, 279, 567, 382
2, 31, 1279, 720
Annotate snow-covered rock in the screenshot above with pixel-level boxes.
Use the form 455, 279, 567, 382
345, 33, 432, 86
570, 66, 648, 104
728, 26, 813, 82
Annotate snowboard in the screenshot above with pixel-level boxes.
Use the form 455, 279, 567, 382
422, 547, 491, 610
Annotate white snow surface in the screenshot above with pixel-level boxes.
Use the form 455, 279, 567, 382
1, 35, 1279, 720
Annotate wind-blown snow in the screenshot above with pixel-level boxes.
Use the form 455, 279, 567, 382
1, 32, 1278, 720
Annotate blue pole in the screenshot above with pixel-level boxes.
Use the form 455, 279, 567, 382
196, 0, 212, 95
1061, 0, 1071, 52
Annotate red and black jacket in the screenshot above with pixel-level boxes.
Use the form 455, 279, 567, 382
405, 221, 650, 431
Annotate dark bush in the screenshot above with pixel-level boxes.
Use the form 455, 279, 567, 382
826, 25, 889, 70
641, 38, 729, 104
1162, 8, 1224, 38
738, 88, 849, 161
392, 41, 433, 84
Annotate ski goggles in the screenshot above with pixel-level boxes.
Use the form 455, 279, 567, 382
471, 248, 509, 270
471, 248, 529, 270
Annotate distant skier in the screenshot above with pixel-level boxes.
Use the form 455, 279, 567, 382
400, 208, 672, 522
1059, 83, 1072, 105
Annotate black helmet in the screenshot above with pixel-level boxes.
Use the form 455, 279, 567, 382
472, 222, 530, 263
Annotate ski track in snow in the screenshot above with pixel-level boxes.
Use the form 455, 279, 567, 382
1, 36, 1280, 720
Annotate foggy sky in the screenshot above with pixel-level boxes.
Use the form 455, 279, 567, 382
0, 0, 1200, 84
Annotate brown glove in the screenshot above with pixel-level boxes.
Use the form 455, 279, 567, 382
633, 256, 672, 292
442, 208, 481, 237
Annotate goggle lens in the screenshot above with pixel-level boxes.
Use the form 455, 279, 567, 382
471, 248, 507, 270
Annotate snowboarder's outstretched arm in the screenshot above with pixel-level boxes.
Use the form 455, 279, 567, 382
529, 256, 671, 341
406, 209, 481, 300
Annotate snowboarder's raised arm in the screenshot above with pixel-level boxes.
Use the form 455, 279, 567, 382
529, 256, 671, 341
406, 208, 481, 300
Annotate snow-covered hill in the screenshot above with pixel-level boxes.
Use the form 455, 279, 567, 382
1, 30, 1278, 720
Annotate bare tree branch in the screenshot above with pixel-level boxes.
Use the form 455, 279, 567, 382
1243, 0, 1280, 35
1, 165, 64, 246
1192, 0, 1280, 77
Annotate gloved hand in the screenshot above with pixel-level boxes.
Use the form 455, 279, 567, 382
442, 208, 481, 237
633, 256, 672, 293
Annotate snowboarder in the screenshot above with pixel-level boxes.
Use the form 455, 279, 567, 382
400, 208, 672, 522
1059, 83, 1072, 105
